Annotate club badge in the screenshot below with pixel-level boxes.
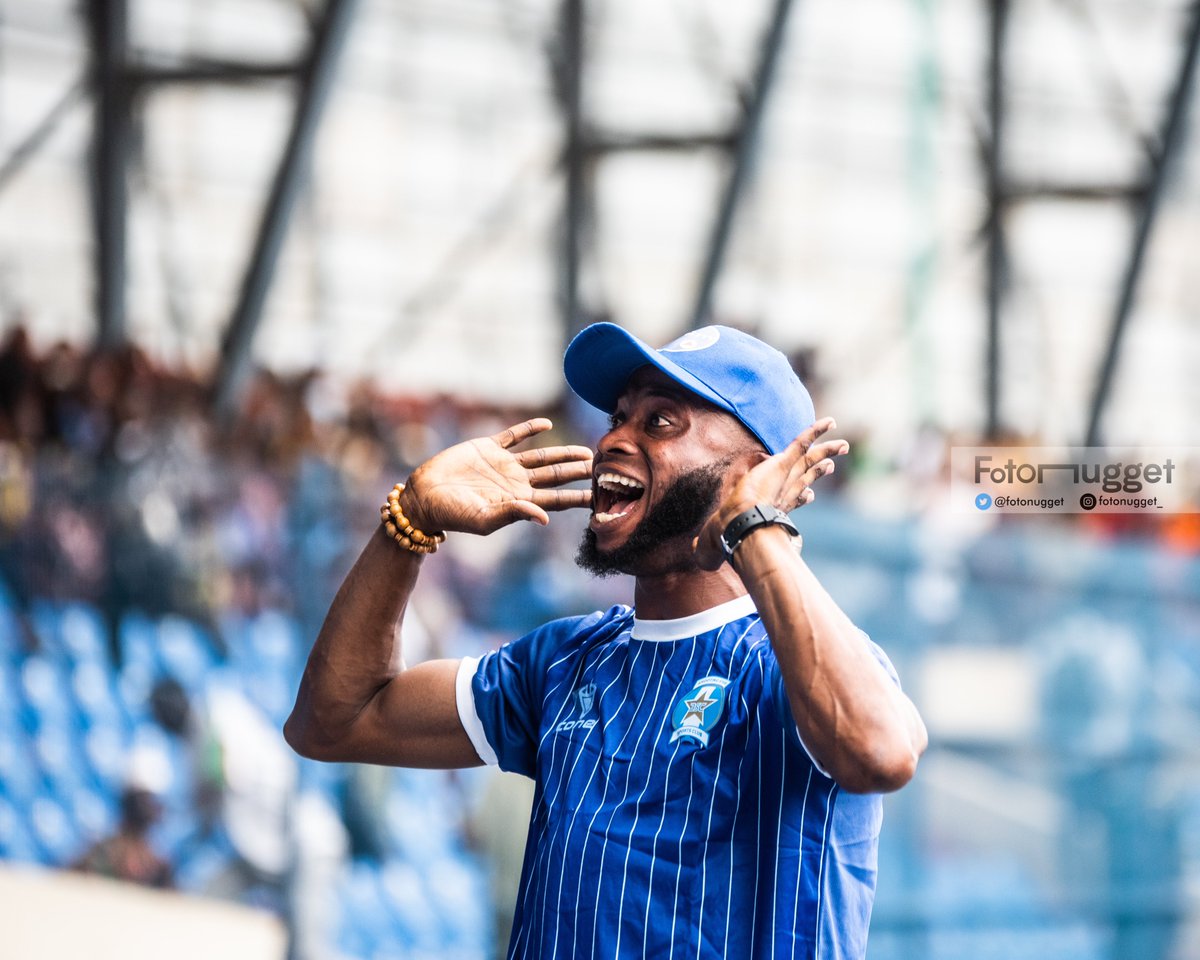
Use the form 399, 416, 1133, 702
670, 676, 731, 747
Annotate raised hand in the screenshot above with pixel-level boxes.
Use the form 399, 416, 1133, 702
400, 418, 593, 536
693, 417, 850, 569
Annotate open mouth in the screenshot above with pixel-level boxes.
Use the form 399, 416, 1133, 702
592, 471, 645, 524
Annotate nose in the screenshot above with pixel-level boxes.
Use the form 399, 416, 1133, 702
597, 418, 636, 459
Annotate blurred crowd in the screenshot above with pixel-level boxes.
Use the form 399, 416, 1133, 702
0, 324, 613, 960
0, 324, 619, 655
2, 324, 1194, 628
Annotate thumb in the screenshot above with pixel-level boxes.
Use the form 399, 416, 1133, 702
494, 500, 550, 528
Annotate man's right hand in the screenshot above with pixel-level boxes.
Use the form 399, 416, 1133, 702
401, 418, 593, 536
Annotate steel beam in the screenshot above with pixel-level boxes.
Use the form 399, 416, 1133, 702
1085, 0, 1200, 446
213, 0, 359, 417
690, 0, 796, 328
561, 0, 587, 343
129, 58, 302, 86
984, 0, 1009, 440
88, 0, 132, 351
587, 131, 736, 155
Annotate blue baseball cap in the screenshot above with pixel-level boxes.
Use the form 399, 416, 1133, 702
563, 322, 815, 455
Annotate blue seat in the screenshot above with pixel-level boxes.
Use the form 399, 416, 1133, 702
424, 855, 487, 946
339, 859, 398, 953
20, 655, 74, 727
70, 785, 118, 845
0, 794, 41, 863
59, 603, 109, 664
83, 724, 131, 792
157, 615, 217, 692
119, 611, 160, 675
32, 719, 93, 795
71, 660, 128, 733
27, 600, 66, 659
379, 859, 441, 946
29, 792, 83, 865
115, 658, 156, 726
0, 735, 43, 805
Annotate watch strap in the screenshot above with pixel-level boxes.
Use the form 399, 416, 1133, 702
720, 504, 799, 559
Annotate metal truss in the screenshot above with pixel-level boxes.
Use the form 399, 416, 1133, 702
77, 0, 358, 414
551, 0, 798, 348
983, 0, 1200, 444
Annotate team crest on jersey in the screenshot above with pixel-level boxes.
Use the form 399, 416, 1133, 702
670, 676, 731, 747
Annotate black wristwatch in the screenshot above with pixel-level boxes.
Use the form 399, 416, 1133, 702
720, 504, 799, 560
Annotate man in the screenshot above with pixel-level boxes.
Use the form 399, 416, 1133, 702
286, 322, 927, 959
73, 785, 174, 889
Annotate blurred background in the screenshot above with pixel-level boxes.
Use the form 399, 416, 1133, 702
0, 0, 1198, 958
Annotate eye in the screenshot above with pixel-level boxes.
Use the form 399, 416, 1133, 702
607, 411, 625, 430
648, 412, 672, 429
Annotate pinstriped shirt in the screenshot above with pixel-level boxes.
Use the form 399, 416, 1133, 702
455, 595, 893, 960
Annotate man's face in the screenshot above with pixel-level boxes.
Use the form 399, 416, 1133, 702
575, 366, 759, 578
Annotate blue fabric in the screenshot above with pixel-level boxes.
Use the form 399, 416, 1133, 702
471, 603, 890, 960
563, 323, 816, 455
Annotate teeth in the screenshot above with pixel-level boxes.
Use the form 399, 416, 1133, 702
596, 472, 644, 493
594, 510, 629, 523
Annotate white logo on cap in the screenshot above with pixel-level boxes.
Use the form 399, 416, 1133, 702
662, 327, 720, 352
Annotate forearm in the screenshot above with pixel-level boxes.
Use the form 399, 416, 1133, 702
285, 527, 423, 757
731, 527, 926, 793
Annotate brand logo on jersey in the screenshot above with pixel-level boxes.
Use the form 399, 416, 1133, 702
556, 682, 599, 734
670, 676, 731, 746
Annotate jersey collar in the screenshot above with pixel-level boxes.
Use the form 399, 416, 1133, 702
630, 594, 757, 642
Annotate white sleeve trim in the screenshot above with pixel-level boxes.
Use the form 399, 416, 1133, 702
455, 656, 498, 766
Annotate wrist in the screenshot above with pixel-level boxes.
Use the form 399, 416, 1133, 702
396, 482, 429, 530
720, 503, 799, 561
727, 522, 798, 572
382, 482, 446, 555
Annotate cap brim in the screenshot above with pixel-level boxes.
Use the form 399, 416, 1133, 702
564, 322, 736, 417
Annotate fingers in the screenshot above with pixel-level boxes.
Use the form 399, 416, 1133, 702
492, 418, 553, 450
783, 453, 832, 498
514, 444, 594, 469
531, 488, 592, 512
525, 459, 594, 488
775, 430, 849, 510
484, 489, 590, 531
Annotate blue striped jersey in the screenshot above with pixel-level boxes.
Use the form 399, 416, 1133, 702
454, 594, 897, 960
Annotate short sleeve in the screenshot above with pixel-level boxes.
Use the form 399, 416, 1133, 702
461, 614, 599, 778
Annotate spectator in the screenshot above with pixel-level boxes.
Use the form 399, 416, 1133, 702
73, 786, 173, 889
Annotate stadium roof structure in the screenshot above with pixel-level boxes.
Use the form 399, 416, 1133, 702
0, 0, 1198, 448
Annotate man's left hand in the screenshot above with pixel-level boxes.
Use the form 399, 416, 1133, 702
692, 417, 849, 570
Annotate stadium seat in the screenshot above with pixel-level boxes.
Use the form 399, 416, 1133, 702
157, 615, 218, 691
0, 735, 43, 805
0, 794, 41, 863
29, 791, 82, 865
58, 602, 109, 664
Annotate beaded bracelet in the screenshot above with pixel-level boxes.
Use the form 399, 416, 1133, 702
380, 483, 446, 555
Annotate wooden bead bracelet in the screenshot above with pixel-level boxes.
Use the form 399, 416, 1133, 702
380, 482, 446, 555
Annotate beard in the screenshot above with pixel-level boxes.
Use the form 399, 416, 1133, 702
575, 459, 731, 578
